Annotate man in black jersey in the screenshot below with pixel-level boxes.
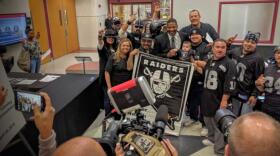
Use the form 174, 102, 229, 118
183, 28, 211, 137
256, 46, 280, 122
229, 32, 264, 116
195, 39, 236, 155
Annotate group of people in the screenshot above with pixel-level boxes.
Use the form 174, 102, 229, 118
98, 8, 280, 156
1, 5, 280, 156
2, 83, 280, 156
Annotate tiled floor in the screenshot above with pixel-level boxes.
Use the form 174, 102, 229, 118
5, 49, 215, 155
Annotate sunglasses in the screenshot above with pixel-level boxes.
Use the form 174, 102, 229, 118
135, 26, 143, 29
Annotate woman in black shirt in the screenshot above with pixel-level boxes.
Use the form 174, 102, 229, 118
105, 38, 133, 89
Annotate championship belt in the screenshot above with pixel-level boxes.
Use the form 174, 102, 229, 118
122, 131, 168, 156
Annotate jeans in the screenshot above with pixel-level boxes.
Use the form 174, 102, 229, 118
187, 83, 205, 126
30, 57, 41, 73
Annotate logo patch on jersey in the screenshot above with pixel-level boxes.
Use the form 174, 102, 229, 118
218, 65, 227, 72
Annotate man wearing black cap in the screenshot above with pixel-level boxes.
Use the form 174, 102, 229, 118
127, 33, 154, 71
183, 28, 211, 136
229, 32, 264, 116
119, 18, 144, 49
139, 33, 153, 53
112, 17, 122, 32
152, 18, 187, 60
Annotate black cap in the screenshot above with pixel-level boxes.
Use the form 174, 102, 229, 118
190, 28, 203, 36
244, 32, 261, 43
274, 46, 280, 53
113, 17, 121, 25
105, 29, 117, 38
141, 33, 153, 40
134, 19, 144, 28
150, 21, 162, 36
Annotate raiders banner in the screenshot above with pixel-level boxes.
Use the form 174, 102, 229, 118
130, 52, 194, 136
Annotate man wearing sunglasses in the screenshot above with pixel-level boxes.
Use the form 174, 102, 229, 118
118, 16, 144, 49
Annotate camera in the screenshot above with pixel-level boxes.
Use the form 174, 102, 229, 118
100, 105, 169, 156
99, 77, 170, 156
215, 108, 237, 143
14, 90, 45, 114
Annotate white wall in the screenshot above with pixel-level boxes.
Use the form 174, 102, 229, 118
0, 0, 30, 16
173, 0, 280, 45
76, 0, 108, 50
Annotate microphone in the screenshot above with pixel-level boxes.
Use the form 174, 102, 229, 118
154, 105, 169, 139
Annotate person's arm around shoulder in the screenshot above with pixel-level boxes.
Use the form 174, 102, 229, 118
34, 92, 56, 156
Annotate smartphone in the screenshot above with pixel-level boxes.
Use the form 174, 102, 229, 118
15, 90, 45, 113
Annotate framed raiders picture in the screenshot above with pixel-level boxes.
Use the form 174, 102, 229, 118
131, 52, 194, 135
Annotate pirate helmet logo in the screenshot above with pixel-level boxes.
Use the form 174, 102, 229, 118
144, 67, 180, 98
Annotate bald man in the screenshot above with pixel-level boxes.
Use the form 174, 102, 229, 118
225, 112, 280, 156
52, 137, 107, 156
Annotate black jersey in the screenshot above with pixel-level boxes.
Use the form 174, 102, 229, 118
190, 42, 212, 85
191, 42, 212, 61
263, 64, 280, 111
234, 51, 264, 97
201, 56, 237, 116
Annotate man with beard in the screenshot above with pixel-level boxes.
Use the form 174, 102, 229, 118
139, 33, 153, 53
180, 9, 219, 43
127, 33, 154, 71
152, 18, 187, 60
119, 18, 143, 49
228, 32, 264, 116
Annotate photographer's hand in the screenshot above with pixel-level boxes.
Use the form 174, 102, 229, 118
115, 143, 124, 156
161, 139, 178, 156
33, 92, 55, 139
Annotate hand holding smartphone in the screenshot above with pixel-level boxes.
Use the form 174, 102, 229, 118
15, 90, 45, 113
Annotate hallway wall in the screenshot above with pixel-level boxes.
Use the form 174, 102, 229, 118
75, 0, 108, 50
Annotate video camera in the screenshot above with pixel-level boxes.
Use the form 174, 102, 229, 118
215, 109, 237, 143
98, 76, 170, 156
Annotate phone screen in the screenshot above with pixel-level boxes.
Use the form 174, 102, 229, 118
15, 91, 44, 113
